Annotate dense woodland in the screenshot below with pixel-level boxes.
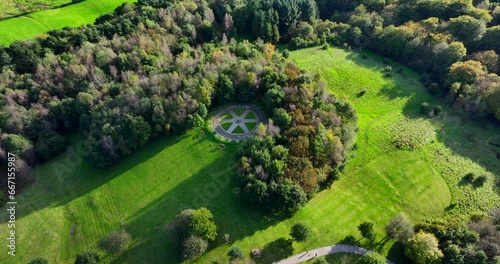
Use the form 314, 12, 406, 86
414, 209, 500, 264
0, 0, 357, 213
0, 0, 499, 263
238, 77, 357, 214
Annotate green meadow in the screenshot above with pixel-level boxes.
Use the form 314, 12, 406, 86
0, 46, 498, 264
0, 0, 136, 46
0, 0, 70, 19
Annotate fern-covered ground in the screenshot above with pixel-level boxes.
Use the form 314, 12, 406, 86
0, 0, 136, 46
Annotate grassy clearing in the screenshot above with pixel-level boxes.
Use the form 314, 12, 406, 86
0, 0, 136, 46
288, 46, 499, 214
391, 117, 436, 150
0, 130, 251, 263
0, 0, 70, 19
0, 46, 497, 264
197, 46, 499, 263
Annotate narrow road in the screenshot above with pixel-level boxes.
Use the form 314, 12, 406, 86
274, 244, 395, 264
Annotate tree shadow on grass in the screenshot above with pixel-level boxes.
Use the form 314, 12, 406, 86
325, 252, 361, 264
387, 241, 411, 264
342, 48, 435, 121
110, 155, 280, 263
254, 237, 294, 264
0, 131, 192, 224
344, 47, 500, 180
370, 236, 391, 252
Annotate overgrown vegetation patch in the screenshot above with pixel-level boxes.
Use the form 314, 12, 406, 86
391, 118, 436, 150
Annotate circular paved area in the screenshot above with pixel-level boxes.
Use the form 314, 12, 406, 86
212, 104, 266, 142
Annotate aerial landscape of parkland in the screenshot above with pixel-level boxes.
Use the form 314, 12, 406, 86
0, 0, 499, 263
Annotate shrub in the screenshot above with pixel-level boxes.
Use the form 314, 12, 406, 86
273, 108, 292, 129
358, 221, 376, 241
359, 252, 387, 264
420, 102, 431, 115
386, 213, 414, 243
74, 251, 100, 264
443, 244, 464, 264
2, 134, 32, 156
35, 130, 69, 161
357, 89, 367, 97
182, 235, 208, 260
188, 207, 217, 242
102, 229, 131, 253
392, 118, 436, 150
405, 231, 443, 264
228, 246, 244, 260
382, 66, 393, 77
28, 258, 48, 264
290, 222, 312, 242
187, 114, 205, 128
434, 105, 443, 116
171, 208, 218, 259
428, 83, 441, 95
312, 258, 328, 264
282, 49, 290, 58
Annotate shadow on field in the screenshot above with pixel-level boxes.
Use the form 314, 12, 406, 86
433, 115, 500, 177
254, 237, 294, 264
325, 252, 361, 263
344, 50, 433, 119
2, 132, 190, 223
0, 1, 84, 21
387, 242, 412, 264
345, 49, 500, 178
110, 150, 279, 263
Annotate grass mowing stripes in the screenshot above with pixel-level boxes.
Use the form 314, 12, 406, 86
0, 0, 136, 46
0, 46, 497, 264
0, 0, 71, 19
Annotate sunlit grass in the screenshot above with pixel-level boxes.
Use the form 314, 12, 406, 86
0, 0, 136, 45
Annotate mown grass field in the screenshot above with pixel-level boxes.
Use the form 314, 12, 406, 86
0, 0, 136, 46
0, 46, 498, 264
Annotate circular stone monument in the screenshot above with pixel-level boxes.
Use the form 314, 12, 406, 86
212, 104, 266, 142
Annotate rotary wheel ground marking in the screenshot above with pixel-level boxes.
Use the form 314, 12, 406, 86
212, 105, 266, 141
220, 109, 258, 134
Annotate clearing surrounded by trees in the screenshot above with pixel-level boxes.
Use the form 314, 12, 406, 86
0, 0, 135, 45
0, 0, 499, 263
211, 105, 265, 141
1, 45, 497, 263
